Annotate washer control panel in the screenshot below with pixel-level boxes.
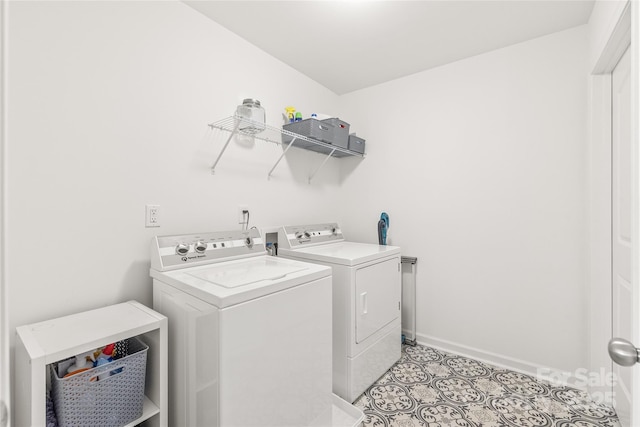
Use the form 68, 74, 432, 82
278, 223, 344, 249
151, 228, 265, 270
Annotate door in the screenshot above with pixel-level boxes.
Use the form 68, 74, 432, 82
611, 46, 633, 426
355, 258, 401, 343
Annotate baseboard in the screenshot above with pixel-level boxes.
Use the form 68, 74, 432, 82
415, 333, 588, 392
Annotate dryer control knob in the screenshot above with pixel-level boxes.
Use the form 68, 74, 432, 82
175, 243, 189, 256
245, 237, 253, 249
194, 241, 207, 254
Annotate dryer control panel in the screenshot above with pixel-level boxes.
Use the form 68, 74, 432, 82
278, 223, 344, 249
151, 228, 265, 271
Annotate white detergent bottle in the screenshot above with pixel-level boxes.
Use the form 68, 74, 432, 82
64, 351, 95, 377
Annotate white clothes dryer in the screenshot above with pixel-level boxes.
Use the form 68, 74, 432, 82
277, 223, 402, 402
150, 228, 363, 427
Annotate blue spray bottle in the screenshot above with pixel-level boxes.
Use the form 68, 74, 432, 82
378, 212, 389, 245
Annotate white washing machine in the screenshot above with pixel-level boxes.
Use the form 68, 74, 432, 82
150, 228, 363, 427
277, 223, 402, 403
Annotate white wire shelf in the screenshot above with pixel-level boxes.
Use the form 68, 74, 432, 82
208, 115, 365, 182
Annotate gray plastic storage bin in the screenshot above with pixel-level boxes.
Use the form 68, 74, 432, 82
348, 134, 366, 154
282, 118, 351, 150
321, 118, 350, 149
51, 337, 148, 427
282, 118, 334, 146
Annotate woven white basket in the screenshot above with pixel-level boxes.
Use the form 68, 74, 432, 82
51, 337, 148, 427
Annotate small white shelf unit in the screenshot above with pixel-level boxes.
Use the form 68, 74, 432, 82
208, 115, 365, 182
15, 300, 168, 427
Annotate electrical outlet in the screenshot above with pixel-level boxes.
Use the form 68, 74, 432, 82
238, 205, 249, 224
146, 204, 160, 227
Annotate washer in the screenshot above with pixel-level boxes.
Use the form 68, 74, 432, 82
277, 223, 402, 402
150, 228, 361, 427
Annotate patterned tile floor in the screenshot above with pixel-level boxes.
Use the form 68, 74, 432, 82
353, 345, 620, 427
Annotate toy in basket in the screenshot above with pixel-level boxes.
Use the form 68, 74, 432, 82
51, 337, 148, 427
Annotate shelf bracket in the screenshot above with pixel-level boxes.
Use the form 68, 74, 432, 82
268, 137, 298, 179
210, 120, 240, 174
308, 148, 337, 183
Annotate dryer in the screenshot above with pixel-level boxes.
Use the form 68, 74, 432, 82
278, 223, 402, 402
150, 228, 362, 427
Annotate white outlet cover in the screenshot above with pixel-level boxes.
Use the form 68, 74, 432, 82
146, 204, 160, 228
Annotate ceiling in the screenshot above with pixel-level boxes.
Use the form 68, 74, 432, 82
185, 0, 595, 95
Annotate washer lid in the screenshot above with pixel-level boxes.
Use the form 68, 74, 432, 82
150, 255, 330, 308
186, 259, 307, 288
280, 241, 401, 266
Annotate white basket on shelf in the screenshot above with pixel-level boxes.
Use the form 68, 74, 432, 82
51, 337, 148, 427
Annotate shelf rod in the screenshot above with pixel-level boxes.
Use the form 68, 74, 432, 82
211, 120, 240, 174
308, 147, 337, 183
268, 137, 298, 179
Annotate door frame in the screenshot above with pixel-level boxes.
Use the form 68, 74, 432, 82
631, 3, 640, 424
589, 1, 639, 423
0, 0, 8, 425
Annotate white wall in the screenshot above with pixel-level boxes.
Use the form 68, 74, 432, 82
6, 0, 344, 391
338, 26, 589, 375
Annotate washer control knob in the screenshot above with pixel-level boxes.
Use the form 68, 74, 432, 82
295, 231, 311, 243
175, 243, 189, 256
331, 227, 337, 235
245, 237, 253, 249
194, 241, 207, 254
